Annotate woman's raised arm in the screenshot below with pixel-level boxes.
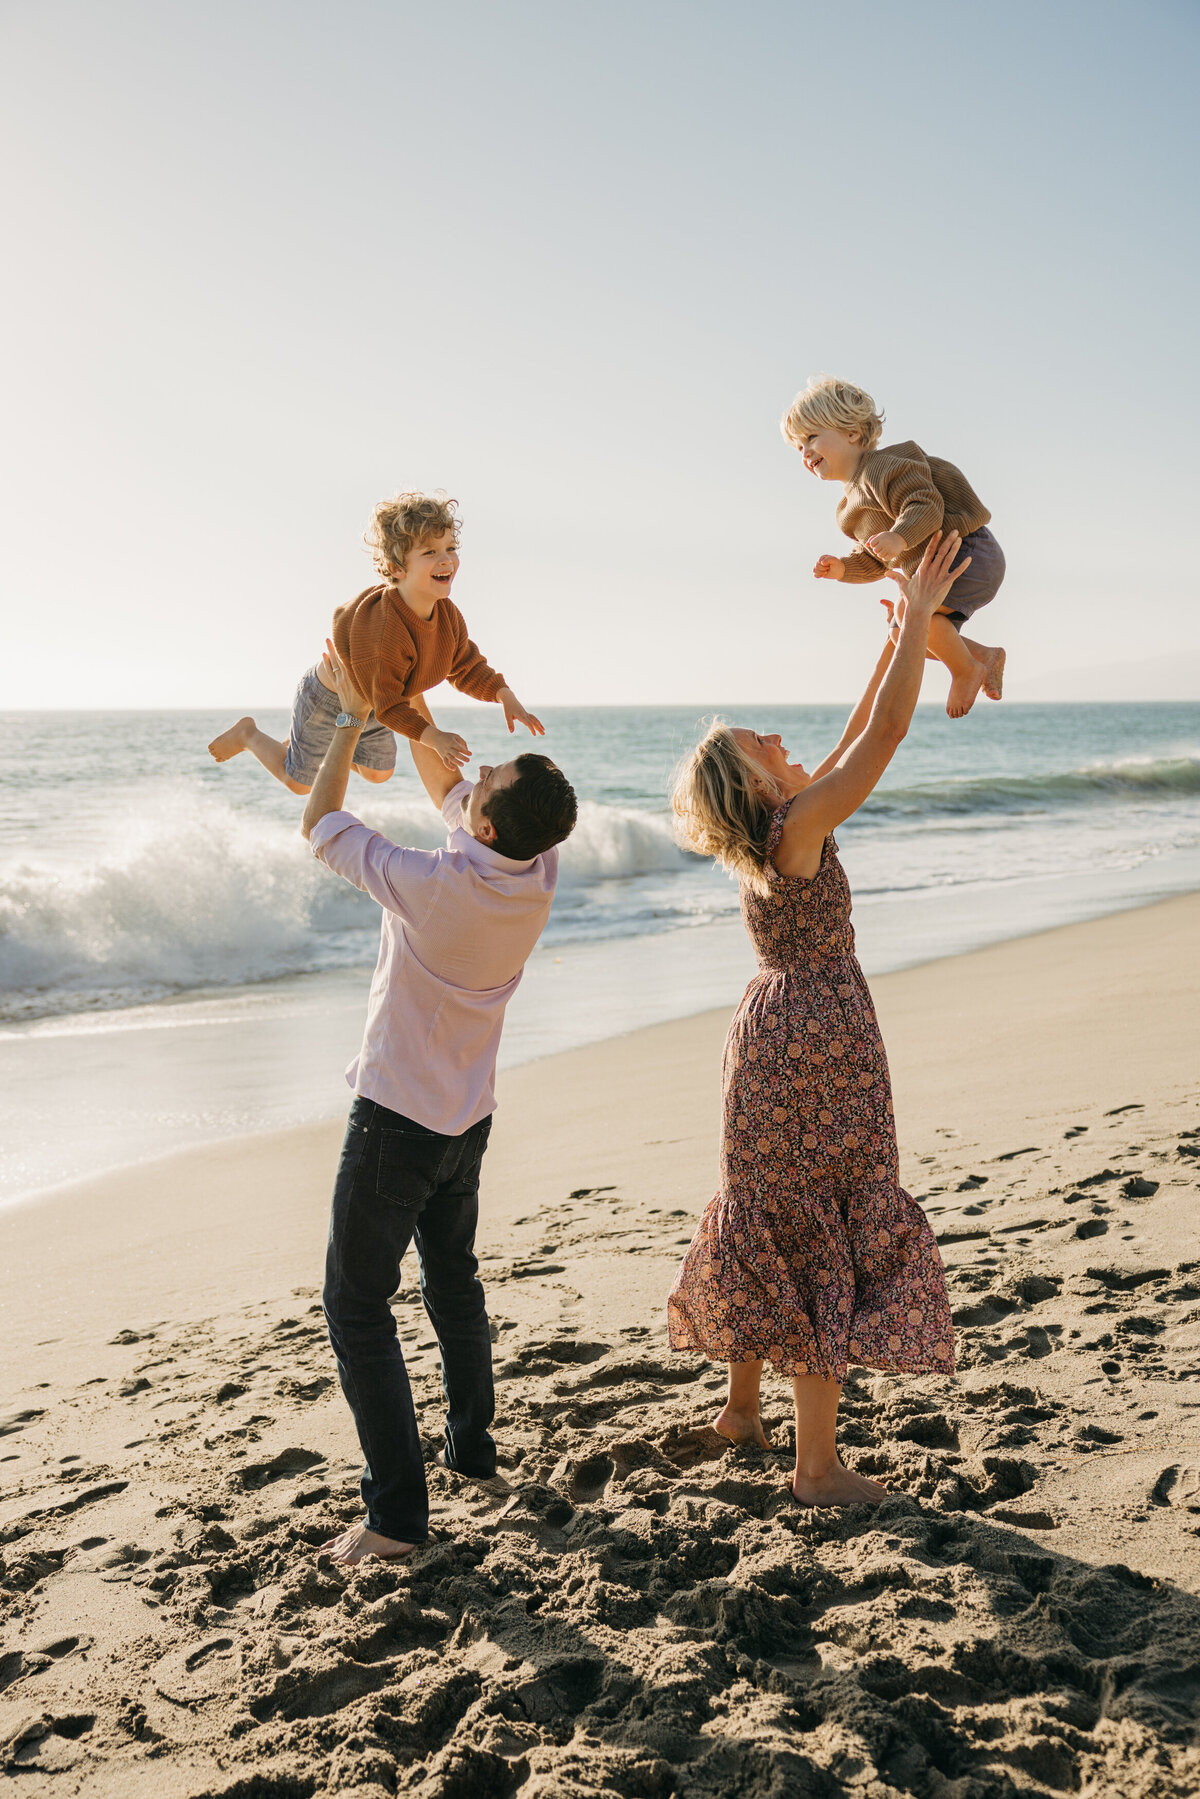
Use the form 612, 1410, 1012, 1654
772, 532, 968, 879
808, 633, 896, 784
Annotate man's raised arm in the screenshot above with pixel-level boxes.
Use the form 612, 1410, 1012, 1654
300, 643, 370, 841
406, 694, 467, 811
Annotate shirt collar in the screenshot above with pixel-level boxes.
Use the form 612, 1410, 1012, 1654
451, 796, 536, 873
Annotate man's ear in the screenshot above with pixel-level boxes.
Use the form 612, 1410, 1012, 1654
474, 808, 497, 845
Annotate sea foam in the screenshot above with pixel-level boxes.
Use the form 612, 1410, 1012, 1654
0, 789, 691, 1022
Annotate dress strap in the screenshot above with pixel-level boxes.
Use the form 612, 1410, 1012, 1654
764, 802, 792, 861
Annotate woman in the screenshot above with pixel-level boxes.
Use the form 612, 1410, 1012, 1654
668, 531, 964, 1506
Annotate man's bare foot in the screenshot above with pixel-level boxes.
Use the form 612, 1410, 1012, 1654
320, 1521, 416, 1565
208, 717, 255, 762
714, 1405, 772, 1450
946, 657, 987, 718
791, 1460, 888, 1507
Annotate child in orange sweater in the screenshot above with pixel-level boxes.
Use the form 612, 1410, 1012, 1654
209, 491, 542, 791
783, 377, 1007, 717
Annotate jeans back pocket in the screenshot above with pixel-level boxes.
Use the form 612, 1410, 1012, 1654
374, 1123, 449, 1209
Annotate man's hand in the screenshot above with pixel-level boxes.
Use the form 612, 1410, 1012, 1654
813, 554, 845, 581
865, 529, 907, 563
888, 531, 966, 619
322, 641, 372, 721
420, 724, 471, 771
497, 686, 545, 737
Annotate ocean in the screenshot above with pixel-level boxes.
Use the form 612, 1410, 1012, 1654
2, 701, 1199, 1204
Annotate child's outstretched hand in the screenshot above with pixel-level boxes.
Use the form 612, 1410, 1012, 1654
497, 686, 545, 737
322, 642, 372, 722
813, 554, 845, 580
866, 529, 907, 563
420, 724, 471, 771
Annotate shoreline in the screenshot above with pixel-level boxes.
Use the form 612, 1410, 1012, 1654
6, 859, 1200, 1213
3, 887, 1200, 1791
4, 886, 1198, 1382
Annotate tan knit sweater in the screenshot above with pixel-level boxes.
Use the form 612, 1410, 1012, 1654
835, 440, 991, 583
330, 586, 506, 741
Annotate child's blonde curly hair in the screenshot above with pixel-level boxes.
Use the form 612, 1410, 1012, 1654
366, 490, 460, 585
781, 376, 885, 453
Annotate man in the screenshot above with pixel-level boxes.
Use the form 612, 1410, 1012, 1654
302, 648, 577, 1564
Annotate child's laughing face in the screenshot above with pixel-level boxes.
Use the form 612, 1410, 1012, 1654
397, 529, 460, 608
795, 425, 864, 483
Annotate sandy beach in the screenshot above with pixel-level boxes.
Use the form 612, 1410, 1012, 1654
3, 891, 1200, 1795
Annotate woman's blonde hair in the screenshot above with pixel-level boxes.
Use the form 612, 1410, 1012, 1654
781, 375, 884, 453
671, 721, 784, 897
365, 490, 460, 585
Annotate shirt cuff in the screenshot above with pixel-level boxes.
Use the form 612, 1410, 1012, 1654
309, 809, 362, 857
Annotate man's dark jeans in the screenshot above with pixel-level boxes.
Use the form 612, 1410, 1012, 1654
323, 1095, 495, 1544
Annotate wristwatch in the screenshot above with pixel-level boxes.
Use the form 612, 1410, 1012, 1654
335, 712, 364, 730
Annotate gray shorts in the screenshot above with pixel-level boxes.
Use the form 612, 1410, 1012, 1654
943, 526, 1005, 627
283, 665, 397, 786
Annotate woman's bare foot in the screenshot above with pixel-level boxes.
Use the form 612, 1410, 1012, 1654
714, 1405, 772, 1450
208, 717, 255, 762
790, 1460, 888, 1507
946, 657, 987, 718
320, 1521, 416, 1565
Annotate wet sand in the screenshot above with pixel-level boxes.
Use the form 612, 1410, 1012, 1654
2, 892, 1199, 1795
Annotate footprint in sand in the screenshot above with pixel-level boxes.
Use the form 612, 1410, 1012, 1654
1151, 1465, 1200, 1512
153, 1635, 241, 1703
0, 1409, 45, 1438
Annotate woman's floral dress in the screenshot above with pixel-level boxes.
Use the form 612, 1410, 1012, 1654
668, 807, 954, 1382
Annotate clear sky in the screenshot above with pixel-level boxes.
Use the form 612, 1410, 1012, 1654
4, 0, 1198, 708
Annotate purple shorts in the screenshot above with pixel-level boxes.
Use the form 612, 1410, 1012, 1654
283, 665, 396, 785
943, 526, 1005, 627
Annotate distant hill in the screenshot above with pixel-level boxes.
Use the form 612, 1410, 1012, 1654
1006, 650, 1200, 703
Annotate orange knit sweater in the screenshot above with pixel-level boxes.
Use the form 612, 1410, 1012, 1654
836, 440, 991, 583
330, 586, 506, 741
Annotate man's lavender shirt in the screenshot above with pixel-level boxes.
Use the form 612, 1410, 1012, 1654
309, 780, 558, 1135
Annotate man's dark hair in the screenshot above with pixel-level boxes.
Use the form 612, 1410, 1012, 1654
483, 755, 578, 860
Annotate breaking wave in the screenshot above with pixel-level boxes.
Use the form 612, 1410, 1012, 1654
0, 792, 690, 1022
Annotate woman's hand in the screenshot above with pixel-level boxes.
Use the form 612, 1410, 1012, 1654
888, 531, 967, 618
322, 641, 372, 721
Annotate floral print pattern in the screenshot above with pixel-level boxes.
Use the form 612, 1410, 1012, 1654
668, 809, 955, 1382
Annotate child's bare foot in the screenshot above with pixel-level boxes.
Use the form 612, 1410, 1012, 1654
320, 1521, 416, 1565
791, 1460, 887, 1507
979, 645, 1006, 700
714, 1404, 772, 1449
208, 718, 255, 762
946, 657, 987, 718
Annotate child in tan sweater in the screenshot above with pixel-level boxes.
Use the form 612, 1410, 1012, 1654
209, 492, 542, 791
783, 377, 1006, 717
